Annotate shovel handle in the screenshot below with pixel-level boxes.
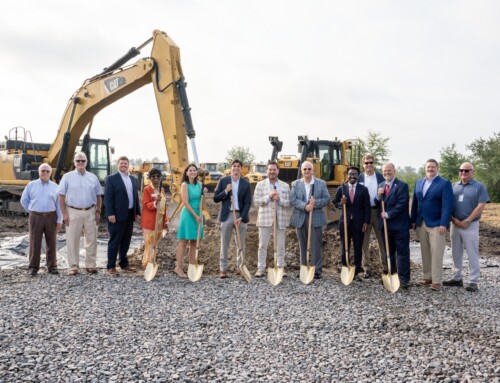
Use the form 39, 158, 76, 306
342, 184, 350, 267
305, 184, 315, 268
381, 199, 392, 274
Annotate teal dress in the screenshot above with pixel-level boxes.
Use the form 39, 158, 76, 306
177, 182, 204, 240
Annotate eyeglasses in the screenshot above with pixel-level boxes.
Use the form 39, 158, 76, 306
40, 170, 51, 173
364, 161, 374, 165
459, 169, 472, 173
303, 168, 312, 171
75, 159, 87, 163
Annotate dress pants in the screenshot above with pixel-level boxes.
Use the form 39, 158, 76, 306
362, 208, 384, 272
107, 209, 134, 269
450, 221, 480, 284
382, 229, 410, 282
28, 212, 57, 271
220, 212, 247, 272
257, 226, 286, 271
66, 207, 97, 270
339, 219, 364, 274
416, 221, 446, 283
296, 217, 323, 275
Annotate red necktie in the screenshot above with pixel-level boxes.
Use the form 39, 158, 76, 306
385, 183, 390, 196
349, 185, 354, 203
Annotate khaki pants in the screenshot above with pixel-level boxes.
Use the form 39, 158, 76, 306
66, 207, 97, 270
257, 226, 286, 271
362, 208, 385, 272
416, 221, 446, 283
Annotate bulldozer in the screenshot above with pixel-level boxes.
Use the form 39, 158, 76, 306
129, 161, 171, 192
270, 135, 361, 221
200, 162, 223, 191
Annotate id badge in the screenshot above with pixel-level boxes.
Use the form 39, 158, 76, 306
458, 194, 464, 202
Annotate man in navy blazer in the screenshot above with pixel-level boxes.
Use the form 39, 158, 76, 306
375, 163, 411, 289
410, 159, 453, 290
214, 159, 252, 278
358, 153, 385, 278
333, 167, 371, 280
105, 156, 141, 275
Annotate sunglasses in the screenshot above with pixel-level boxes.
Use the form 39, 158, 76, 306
40, 170, 51, 173
364, 161, 374, 165
303, 168, 312, 171
75, 159, 87, 163
459, 169, 472, 173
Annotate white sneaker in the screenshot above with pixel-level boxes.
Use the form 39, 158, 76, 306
255, 270, 265, 277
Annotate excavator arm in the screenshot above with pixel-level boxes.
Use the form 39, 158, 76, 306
48, 30, 196, 209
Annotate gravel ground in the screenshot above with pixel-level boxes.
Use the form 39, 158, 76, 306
0, 267, 498, 383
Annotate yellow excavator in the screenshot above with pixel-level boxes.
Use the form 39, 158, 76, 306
0, 29, 199, 220
270, 135, 362, 221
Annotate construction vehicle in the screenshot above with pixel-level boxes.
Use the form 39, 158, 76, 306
269, 135, 361, 221
246, 164, 267, 184
200, 162, 223, 191
129, 161, 171, 192
0, 30, 200, 221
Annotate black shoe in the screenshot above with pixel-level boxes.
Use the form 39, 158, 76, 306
442, 279, 463, 287
314, 274, 322, 280
48, 269, 59, 275
363, 271, 371, 279
400, 280, 410, 290
465, 283, 478, 292
28, 269, 37, 277
354, 274, 363, 282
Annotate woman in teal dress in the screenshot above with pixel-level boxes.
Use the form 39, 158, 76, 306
175, 164, 204, 277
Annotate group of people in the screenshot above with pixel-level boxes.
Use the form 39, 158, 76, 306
21, 153, 489, 292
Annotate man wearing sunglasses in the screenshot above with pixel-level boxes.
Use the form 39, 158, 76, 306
21, 164, 63, 276
410, 159, 453, 291
443, 163, 489, 292
357, 154, 385, 279
289, 161, 330, 279
58, 152, 103, 276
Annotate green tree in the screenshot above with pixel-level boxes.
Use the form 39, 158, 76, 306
225, 146, 255, 166
357, 130, 391, 170
396, 166, 420, 195
467, 132, 500, 202
439, 143, 469, 182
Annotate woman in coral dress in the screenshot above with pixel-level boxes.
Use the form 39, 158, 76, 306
175, 164, 204, 277
141, 168, 168, 269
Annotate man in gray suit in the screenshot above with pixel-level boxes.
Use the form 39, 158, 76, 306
289, 161, 331, 279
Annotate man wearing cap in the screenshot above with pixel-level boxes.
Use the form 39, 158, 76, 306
58, 152, 103, 276
21, 164, 63, 276
443, 162, 489, 292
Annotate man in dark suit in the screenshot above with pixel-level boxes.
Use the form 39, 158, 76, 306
214, 159, 252, 278
410, 159, 453, 290
357, 153, 385, 278
333, 167, 371, 280
105, 156, 141, 275
375, 162, 411, 289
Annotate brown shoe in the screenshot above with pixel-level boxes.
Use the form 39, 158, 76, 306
68, 269, 79, 276
417, 279, 432, 286
85, 268, 98, 274
121, 266, 136, 273
430, 283, 442, 291
220, 271, 228, 279
107, 268, 119, 276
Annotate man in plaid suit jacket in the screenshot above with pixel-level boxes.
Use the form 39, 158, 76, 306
289, 161, 331, 279
253, 161, 290, 277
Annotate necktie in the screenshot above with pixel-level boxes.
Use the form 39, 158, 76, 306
349, 185, 354, 203
385, 183, 390, 196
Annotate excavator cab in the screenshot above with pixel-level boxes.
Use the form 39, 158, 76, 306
75, 138, 112, 184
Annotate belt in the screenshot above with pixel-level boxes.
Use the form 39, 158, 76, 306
67, 205, 95, 211
31, 211, 56, 217
371, 206, 378, 210
231, 210, 240, 213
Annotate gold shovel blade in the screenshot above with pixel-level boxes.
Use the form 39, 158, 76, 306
144, 262, 159, 282
382, 273, 400, 293
300, 265, 315, 285
267, 267, 284, 286
239, 264, 252, 283
340, 265, 355, 286
187, 263, 204, 282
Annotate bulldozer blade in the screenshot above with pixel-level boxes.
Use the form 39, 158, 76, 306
382, 273, 400, 293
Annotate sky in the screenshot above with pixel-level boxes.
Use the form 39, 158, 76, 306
1, 0, 499, 170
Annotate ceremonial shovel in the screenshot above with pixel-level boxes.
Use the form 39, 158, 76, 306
340, 184, 355, 286
187, 186, 204, 282
232, 196, 252, 283
267, 188, 283, 286
381, 199, 400, 293
300, 184, 315, 285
